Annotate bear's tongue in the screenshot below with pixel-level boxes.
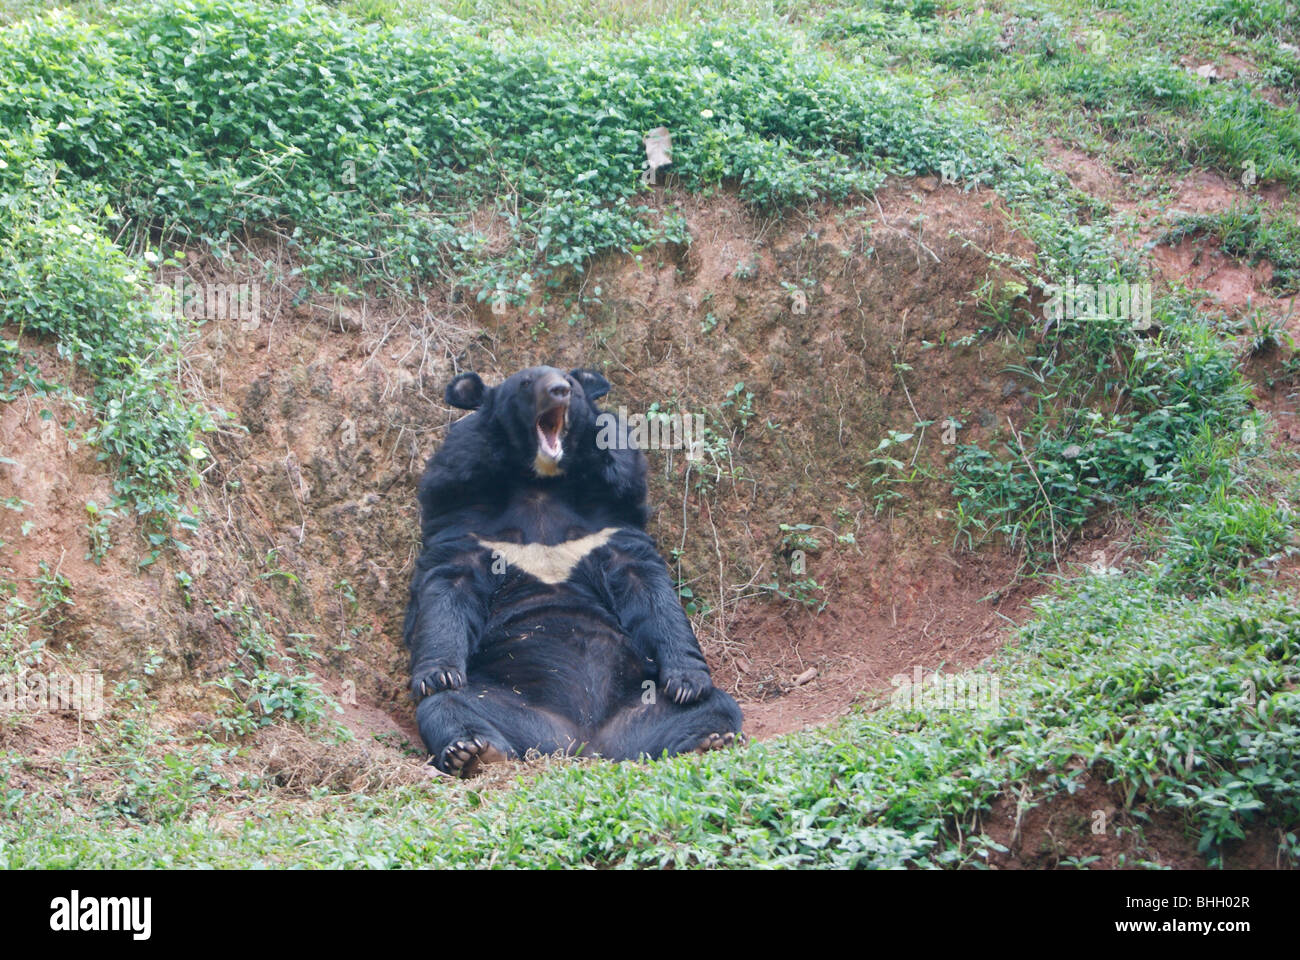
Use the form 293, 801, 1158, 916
536, 407, 565, 461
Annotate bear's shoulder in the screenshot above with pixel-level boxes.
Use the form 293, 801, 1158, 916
416, 413, 497, 535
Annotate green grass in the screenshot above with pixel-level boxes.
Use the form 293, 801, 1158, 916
1157, 489, 1299, 594
339, 0, 814, 32
854, 0, 1300, 185
3, 570, 1297, 867
0, 0, 1007, 291
0, 144, 217, 536
950, 296, 1260, 566
1194, 0, 1300, 37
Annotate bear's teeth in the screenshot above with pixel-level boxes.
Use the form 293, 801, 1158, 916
536, 425, 563, 461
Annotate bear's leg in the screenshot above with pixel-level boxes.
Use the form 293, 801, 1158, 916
417, 685, 581, 777
591, 686, 744, 763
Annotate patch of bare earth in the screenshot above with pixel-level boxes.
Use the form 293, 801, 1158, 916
1144, 171, 1294, 317
1046, 139, 1126, 206
1147, 238, 1286, 311
980, 770, 1291, 870
1143, 175, 1295, 329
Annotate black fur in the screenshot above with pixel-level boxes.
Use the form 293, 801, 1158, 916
404, 365, 743, 775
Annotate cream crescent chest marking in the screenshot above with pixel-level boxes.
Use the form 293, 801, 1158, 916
476, 527, 620, 585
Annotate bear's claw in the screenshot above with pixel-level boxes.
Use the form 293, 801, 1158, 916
695, 731, 740, 753
414, 667, 466, 699
433, 737, 509, 777
661, 669, 712, 705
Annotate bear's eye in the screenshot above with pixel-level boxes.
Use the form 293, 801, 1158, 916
520, 377, 533, 388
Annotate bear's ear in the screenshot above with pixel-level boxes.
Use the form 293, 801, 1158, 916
569, 368, 610, 401
445, 371, 488, 410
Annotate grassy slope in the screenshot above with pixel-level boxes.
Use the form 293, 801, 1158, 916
6, 578, 1298, 868
1, 0, 1298, 867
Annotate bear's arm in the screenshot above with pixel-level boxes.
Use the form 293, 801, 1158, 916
596, 535, 714, 705
403, 537, 492, 699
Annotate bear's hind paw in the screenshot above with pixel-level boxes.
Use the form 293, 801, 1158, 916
694, 731, 742, 754
432, 736, 510, 778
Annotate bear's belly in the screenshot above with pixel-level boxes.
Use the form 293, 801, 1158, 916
469, 582, 648, 729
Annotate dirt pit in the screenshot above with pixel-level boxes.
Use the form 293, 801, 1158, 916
4, 181, 1068, 774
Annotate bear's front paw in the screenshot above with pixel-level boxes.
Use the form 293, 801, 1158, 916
661, 668, 713, 705
412, 665, 466, 699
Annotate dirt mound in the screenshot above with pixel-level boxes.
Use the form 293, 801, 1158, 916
3, 182, 1050, 768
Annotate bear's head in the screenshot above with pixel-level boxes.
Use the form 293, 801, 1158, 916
418, 364, 648, 539
444, 365, 611, 479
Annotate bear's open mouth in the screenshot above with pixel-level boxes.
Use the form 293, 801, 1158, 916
535, 405, 568, 462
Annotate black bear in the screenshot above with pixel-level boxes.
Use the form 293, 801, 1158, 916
404, 365, 744, 776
